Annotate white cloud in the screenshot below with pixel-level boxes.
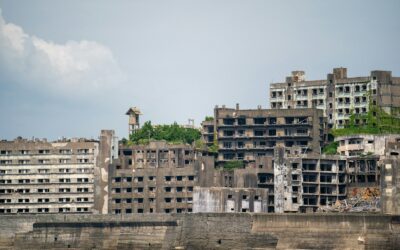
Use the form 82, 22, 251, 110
0, 9, 125, 97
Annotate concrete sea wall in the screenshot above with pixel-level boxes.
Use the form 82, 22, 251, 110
0, 213, 399, 249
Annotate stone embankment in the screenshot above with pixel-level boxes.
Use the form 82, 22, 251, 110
0, 213, 399, 249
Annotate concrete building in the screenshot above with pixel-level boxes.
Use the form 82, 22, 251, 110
273, 147, 380, 213
201, 120, 214, 147
193, 187, 270, 213
0, 130, 117, 215
334, 134, 400, 214
335, 134, 400, 156
202, 105, 326, 166
108, 141, 216, 214
269, 68, 400, 128
0, 137, 99, 214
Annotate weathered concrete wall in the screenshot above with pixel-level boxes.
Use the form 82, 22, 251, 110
0, 213, 399, 249
193, 187, 269, 213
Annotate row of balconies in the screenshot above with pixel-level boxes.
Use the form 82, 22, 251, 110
219, 133, 311, 139
0, 159, 94, 165
0, 149, 94, 157
0, 169, 94, 175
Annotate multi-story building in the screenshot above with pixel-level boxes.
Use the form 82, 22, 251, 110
274, 147, 380, 213
0, 137, 100, 214
202, 104, 325, 166
201, 120, 215, 147
269, 68, 400, 128
108, 141, 215, 214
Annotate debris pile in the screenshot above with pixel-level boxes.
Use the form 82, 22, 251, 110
318, 187, 380, 213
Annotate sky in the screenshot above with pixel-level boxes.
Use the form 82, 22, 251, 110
0, 0, 399, 140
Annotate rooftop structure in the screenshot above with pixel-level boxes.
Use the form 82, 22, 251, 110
126, 107, 142, 135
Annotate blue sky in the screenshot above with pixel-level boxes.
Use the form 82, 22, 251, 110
0, 0, 399, 140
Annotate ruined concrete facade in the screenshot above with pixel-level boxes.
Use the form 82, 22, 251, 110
193, 187, 270, 213
269, 68, 400, 128
273, 148, 380, 213
202, 105, 325, 166
0, 137, 100, 214
107, 141, 216, 214
93, 130, 119, 214
336, 134, 400, 157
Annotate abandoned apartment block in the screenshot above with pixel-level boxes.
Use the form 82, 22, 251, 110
269, 68, 400, 128
108, 141, 216, 214
202, 104, 326, 167
0, 137, 100, 214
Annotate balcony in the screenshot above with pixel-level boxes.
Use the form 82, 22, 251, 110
295, 95, 308, 101
336, 102, 351, 108
336, 91, 351, 97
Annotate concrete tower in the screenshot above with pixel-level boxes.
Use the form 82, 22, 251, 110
126, 107, 142, 135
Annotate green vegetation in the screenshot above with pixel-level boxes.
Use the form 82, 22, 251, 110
322, 141, 339, 155
332, 91, 400, 137
204, 116, 214, 122
129, 121, 201, 145
223, 160, 244, 170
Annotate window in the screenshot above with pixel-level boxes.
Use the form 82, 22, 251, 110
59, 149, 72, 154
77, 207, 89, 212
37, 208, 49, 213
77, 158, 89, 163
59, 208, 71, 213
188, 176, 194, 181
77, 178, 89, 183
59, 178, 71, 183
17, 208, 29, 213
77, 149, 89, 154
0, 150, 12, 155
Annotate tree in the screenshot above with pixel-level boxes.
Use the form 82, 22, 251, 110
129, 121, 201, 145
